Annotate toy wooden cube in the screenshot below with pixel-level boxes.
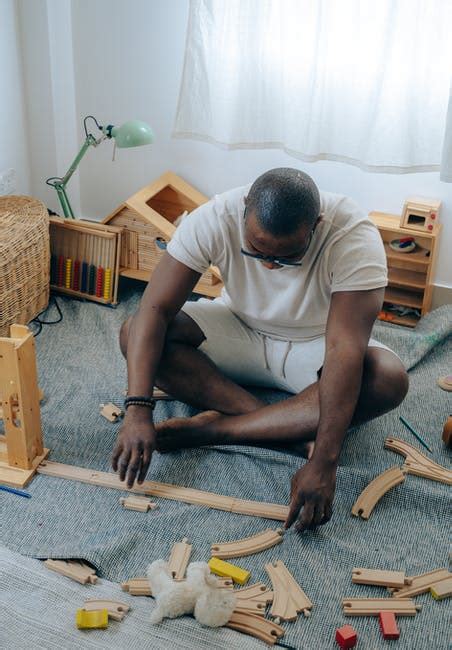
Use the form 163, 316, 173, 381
336, 624, 357, 648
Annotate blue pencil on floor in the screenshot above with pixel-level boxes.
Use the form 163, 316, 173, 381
399, 416, 433, 453
0, 484, 31, 498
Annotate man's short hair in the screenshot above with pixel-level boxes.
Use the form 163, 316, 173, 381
246, 168, 320, 236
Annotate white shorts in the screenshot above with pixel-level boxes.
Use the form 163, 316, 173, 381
182, 298, 397, 394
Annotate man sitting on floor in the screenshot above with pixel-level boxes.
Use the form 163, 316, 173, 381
113, 167, 408, 531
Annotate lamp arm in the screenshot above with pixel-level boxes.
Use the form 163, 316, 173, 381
47, 134, 99, 218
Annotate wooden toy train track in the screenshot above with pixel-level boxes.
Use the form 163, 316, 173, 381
226, 612, 285, 645
342, 597, 420, 616
385, 437, 452, 485
265, 560, 312, 621
389, 568, 452, 598
351, 466, 407, 519
211, 528, 284, 559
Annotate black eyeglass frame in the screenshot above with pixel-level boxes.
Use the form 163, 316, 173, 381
240, 220, 314, 267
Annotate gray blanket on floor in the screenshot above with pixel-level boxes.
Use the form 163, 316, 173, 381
1, 285, 451, 650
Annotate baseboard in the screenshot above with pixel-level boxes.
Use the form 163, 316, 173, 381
432, 284, 452, 310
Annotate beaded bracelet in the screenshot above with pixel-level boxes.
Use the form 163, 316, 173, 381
124, 395, 156, 411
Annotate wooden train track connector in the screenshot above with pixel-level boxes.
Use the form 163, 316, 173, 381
351, 466, 407, 519
44, 559, 98, 584
226, 611, 285, 645
389, 569, 452, 598
384, 437, 452, 485
234, 582, 274, 616
211, 528, 284, 559
265, 560, 312, 621
119, 495, 158, 512
100, 402, 124, 423
167, 537, 192, 580
352, 568, 412, 588
84, 599, 130, 621
342, 597, 420, 616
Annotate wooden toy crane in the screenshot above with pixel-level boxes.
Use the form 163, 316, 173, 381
0, 325, 49, 487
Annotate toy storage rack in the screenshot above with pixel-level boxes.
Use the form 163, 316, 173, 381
369, 211, 442, 327
49, 217, 122, 305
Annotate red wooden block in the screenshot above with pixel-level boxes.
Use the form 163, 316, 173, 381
336, 624, 357, 648
379, 611, 400, 640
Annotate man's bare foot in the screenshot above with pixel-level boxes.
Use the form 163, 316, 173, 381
155, 410, 224, 452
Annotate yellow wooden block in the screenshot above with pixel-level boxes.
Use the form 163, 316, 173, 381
208, 557, 250, 585
76, 608, 109, 629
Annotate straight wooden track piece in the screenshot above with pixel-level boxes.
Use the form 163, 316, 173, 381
211, 528, 284, 559
119, 495, 157, 512
342, 597, 419, 616
84, 599, 130, 621
44, 559, 97, 584
384, 437, 452, 485
37, 461, 288, 521
351, 466, 406, 519
226, 612, 285, 645
352, 568, 412, 588
265, 560, 312, 621
430, 577, 452, 600
167, 537, 192, 580
121, 578, 152, 596
390, 569, 452, 598
234, 582, 274, 616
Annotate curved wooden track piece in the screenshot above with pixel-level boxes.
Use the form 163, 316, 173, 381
384, 437, 452, 485
84, 599, 130, 621
167, 537, 192, 580
234, 582, 274, 616
342, 597, 419, 616
227, 612, 285, 645
351, 466, 406, 519
390, 569, 452, 598
211, 528, 284, 559
265, 560, 312, 621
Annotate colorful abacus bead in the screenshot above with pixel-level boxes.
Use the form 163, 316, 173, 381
65, 258, 72, 289
103, 268, 112, 301
96, 266, 104, 298
57, 255, 64, 286
81, 261, 88, 293
72, 260, 81, 291
88, 264, 96, 294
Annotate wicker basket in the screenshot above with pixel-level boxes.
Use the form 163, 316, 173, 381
0, 196, 50, 336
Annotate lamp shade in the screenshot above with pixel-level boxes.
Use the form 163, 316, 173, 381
110, 120, 154, 148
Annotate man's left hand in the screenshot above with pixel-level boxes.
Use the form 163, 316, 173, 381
285, 460, 337, 532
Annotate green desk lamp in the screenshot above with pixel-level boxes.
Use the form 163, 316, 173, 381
46, 115, 153, 218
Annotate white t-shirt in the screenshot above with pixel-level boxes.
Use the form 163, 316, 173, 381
167, 184, 387, 341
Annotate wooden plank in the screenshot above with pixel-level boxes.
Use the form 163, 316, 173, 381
37, 461, 289, 521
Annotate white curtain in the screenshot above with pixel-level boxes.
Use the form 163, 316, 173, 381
174, 0, 452, 176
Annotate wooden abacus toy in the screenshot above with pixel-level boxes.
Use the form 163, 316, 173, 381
49, 217, 122, 305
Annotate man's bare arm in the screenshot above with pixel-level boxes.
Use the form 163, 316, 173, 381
112, 253, 201, 487
286, 287, 384, 531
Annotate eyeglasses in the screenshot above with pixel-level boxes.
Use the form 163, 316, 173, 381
240, 229, 314, 267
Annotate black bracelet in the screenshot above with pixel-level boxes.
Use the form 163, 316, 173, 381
124, 395, 156, 411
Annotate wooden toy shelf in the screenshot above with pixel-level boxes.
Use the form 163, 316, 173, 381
369, 211, 441, 328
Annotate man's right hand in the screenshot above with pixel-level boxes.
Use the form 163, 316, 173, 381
112, 408, 156, 488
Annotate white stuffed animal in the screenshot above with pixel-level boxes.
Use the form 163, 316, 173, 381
147, 559, 236, 627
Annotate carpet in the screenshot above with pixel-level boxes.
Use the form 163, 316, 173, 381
1, 281, 451, 649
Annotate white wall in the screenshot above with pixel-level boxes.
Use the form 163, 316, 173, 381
20, 0, 452, 288
0, 0, 30, 194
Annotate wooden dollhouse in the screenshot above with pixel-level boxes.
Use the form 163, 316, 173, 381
102, 172, 223, 298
